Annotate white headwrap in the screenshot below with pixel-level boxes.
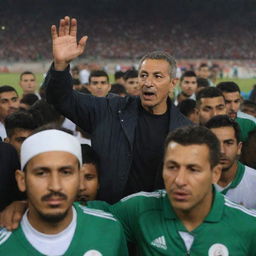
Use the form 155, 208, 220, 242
20, 129, 82, 170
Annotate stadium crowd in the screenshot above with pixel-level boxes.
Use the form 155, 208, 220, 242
1, 2, 256, 255
2, 0, 256, 61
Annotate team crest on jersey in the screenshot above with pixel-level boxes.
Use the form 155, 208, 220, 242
83, 250, 102, 256
208, 243, 229, 256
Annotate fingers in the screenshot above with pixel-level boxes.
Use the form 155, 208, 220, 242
70, 18, 77, 37
64, 16, 70, 35
51, 25, 58, 40
78, 36, 88, 55
58, 18, 65, 37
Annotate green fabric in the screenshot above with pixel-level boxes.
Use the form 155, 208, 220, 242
236, 117, 256, 142
0, 204, 128, 256
221, 161, 245, 195
110, 190, 256, 255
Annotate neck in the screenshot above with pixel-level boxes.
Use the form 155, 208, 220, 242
27, 207, 73, 234
141, 99, 168, 115
218, 161, 238, 188
174, 189, 213, 232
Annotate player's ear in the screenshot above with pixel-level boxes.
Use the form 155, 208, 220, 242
212, 164, 221, 184
15, 170, 26, 192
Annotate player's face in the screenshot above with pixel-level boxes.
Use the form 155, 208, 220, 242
163, 142, 220, 214
0, 91, 19, 121
222, 91, 241, 120
198, 67, 210, 79
16, 151, 80, 223
6, 128, 33, 155
210, 127, 241, 172
77, 163, 99, 203
139, 59, 176, 114
20, 74, 37, 94
198, 96, 226, 125
180, 76, 197, 97
88, 76, 110, 97
125, 77, 140, 96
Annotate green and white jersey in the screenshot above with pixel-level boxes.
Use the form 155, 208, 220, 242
0, 203, 128, 256
215, 161, 256, 209
110, 190, 256, 256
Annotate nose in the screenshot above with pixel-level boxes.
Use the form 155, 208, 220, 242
174, 168, 187, 187
144, 77, 154, 87
48, 173, 62, 192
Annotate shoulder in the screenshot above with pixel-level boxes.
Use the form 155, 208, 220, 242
118, 190, 166, 210
236, 117, 256, 127
0, 227, 12, 246
244, 165, 256, 177
224, 197, 256, 222
76, 204, 118, 223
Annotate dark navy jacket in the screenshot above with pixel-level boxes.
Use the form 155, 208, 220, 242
45, 66, 192, 203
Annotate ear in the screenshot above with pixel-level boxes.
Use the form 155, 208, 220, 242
169, 78, 179, 95
4, 137, 9, 143
212, 164, 222, 184
237, 141, 242, 155
15, 170, 26, 192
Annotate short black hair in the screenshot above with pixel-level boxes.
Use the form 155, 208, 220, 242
110, 83, 127, 96
0, 85, 18, 95
197, 78, 210, 88
178, 99, 197, 117
180, 71, 197, 82
114, 71, 124, 80
5, 110, 37, 137
196, 87, 224, 103
29, 99, 63, 127
20, 93, 39, 106
72, 78, 81, 86
81, 144, 99, 173
216, 81, 240, 93
164, 125, 220, 168
241, 100, 256, 110
205, 115, 241, 143
89, 70, 109, 84
199, 63, 208, 69
20, 71, 35, 80
123, 70, 138, 81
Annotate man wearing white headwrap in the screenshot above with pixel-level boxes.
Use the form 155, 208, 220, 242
0, 129, 128, 256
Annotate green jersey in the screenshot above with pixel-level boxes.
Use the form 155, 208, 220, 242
236, 117, 256, 142
110, 190, 256, 256
0, 203, 128, 256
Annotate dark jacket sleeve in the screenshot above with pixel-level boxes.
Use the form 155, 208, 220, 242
0, 143, 22, 211
45, 64, 109, 134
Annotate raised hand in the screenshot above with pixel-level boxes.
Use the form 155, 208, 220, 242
51, 16, 88, 71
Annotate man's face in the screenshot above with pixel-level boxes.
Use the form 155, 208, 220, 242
20, 74, 37, 94
198, 67, 210, 79
210, 127, 241, 172
0, 91, 19, 122
16, 151, 80, 223
6, 128, 33, 155
124, 77, 140, 96
77, 163, 99, 203
88, 76, 110, 97
163, 142, 220, 214
139, 59, 176, 114
198, 96, 226, 125
180, 76, 197, 97
222, 91, 241, 119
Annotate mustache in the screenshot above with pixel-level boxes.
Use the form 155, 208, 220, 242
41, 192, 67, 201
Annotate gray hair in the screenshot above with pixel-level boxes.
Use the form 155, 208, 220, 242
138, 51, 177, 78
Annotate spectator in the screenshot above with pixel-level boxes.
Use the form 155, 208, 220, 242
0, 86, 19, 140
45, 17, 191, 203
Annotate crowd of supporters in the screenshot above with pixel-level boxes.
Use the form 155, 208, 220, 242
2, 0, 256, 61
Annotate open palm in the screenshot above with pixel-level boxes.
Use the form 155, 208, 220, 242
51, 16, 88, 70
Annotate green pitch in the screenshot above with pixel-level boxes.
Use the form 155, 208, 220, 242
0, 73, 255, 97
